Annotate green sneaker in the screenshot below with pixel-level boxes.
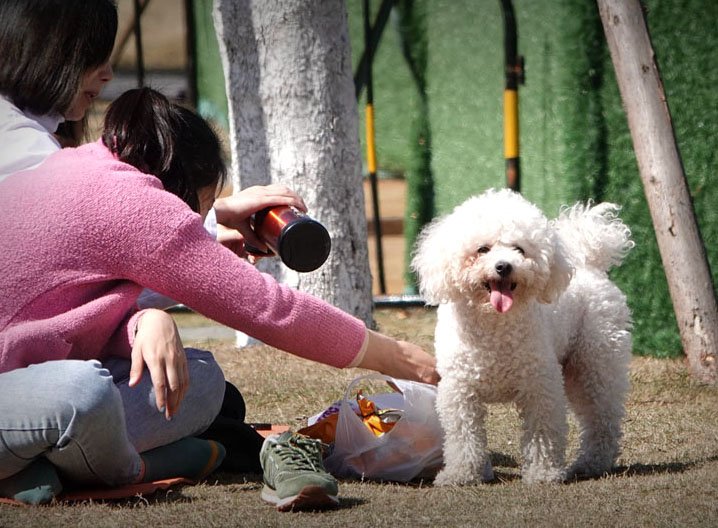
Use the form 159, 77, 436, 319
259, 431, 339, 511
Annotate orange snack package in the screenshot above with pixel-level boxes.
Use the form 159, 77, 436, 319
357, 391, 402, 437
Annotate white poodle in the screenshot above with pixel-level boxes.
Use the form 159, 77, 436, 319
412, 188, 633, 485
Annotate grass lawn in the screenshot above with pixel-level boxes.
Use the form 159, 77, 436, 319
2, 308, 717, 527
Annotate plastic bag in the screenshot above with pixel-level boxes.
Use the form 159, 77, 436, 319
319, 374, 444, 482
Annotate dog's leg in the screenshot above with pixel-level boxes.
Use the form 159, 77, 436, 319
515, 364, 568, 483
564, 330, 631, 479
433, 377, 493, 486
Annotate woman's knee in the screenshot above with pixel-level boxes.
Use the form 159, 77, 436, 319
56, 360, 124, 431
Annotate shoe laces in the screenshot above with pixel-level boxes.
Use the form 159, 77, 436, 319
270, 434, 327, 472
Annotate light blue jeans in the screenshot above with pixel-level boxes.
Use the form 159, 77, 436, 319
0, 349, 225, 487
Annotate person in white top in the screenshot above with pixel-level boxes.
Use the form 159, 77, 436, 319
0, 0, 115, 180
0, 99, 63, 180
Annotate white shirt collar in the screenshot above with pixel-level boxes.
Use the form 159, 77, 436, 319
25, 109, 64, 135
0, 95, 64, 134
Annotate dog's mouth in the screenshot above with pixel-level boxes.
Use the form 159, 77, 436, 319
484, 280, 516, 313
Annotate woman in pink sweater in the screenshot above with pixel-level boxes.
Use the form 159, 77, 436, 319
0, 88, 437, 504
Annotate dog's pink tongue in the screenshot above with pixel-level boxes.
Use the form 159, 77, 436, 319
490, 281, 514, 313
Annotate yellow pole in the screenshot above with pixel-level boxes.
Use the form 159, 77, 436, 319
366, 103, 378, 174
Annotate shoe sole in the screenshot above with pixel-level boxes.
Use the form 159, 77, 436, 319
261, 484, 339, 511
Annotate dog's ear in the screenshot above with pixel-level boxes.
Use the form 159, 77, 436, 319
537, 232, 574, 304
411, 215, 460, 304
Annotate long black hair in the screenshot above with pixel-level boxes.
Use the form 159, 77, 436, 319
0, 0, 117, 117
102, 88, 227, 213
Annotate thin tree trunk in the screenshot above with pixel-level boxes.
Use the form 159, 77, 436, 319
597, 0, 718, 383
213, 0, 374, 328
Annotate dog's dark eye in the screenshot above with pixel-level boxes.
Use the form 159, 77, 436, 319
478, 246, 490, 254
515, 246, 525, 255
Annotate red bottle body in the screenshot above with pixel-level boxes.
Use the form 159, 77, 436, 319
250, 206, 331, 272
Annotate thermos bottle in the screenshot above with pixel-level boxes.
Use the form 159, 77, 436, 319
247, 206, 331, 272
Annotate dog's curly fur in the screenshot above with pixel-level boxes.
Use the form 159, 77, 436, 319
412, 189, 633, 485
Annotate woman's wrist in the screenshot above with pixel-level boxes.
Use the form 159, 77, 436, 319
355, 328, 439, 385
211, 196, 231, 226
355, 329, 396, 374
129, 309, 152, 344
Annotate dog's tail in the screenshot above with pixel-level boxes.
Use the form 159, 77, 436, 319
552, 202, 634, 272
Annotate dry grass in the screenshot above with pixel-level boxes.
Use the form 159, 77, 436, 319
2, 308, 717, 527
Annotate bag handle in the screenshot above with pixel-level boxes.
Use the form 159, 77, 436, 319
342, 373, 401, 402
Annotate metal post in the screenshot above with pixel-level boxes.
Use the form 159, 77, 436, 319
363, 0, 387, 294
500, 0, 524, 192
133, 0, 145, 88
184, 0, 198, 106
355, 0, 395, 99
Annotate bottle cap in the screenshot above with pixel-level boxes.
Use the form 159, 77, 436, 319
277, 216, 331, 272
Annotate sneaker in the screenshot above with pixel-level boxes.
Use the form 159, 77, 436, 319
259, 431, 339, 511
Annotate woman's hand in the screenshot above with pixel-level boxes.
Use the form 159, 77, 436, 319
214, 223, 263, 264
129, 309, 188, 420
212, 184, 307, 252
357, 329, 440, 385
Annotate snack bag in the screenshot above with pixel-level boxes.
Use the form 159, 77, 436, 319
302, 374, 444, 482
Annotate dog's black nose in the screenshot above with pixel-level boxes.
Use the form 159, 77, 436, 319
495, 261, 512, 277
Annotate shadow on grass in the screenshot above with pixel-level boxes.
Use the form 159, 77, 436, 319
214, 471, 263, 484
612, 454, 718, 479
371, 452, 718, 487
565, 454, 718, 484
490, 451, 519, 468
337, 496, 369, 509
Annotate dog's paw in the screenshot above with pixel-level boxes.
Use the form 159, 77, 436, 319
521, 465, 566, 484
434, 460, 494, 487
434, 468, 473, 486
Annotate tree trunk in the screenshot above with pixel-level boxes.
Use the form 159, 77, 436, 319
597, 0, 718, 383
213, 0, 374, 327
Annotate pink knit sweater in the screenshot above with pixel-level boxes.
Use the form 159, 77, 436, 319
0, 140, 366, 373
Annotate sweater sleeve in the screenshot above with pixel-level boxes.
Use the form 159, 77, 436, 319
93, 179, 367, 368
